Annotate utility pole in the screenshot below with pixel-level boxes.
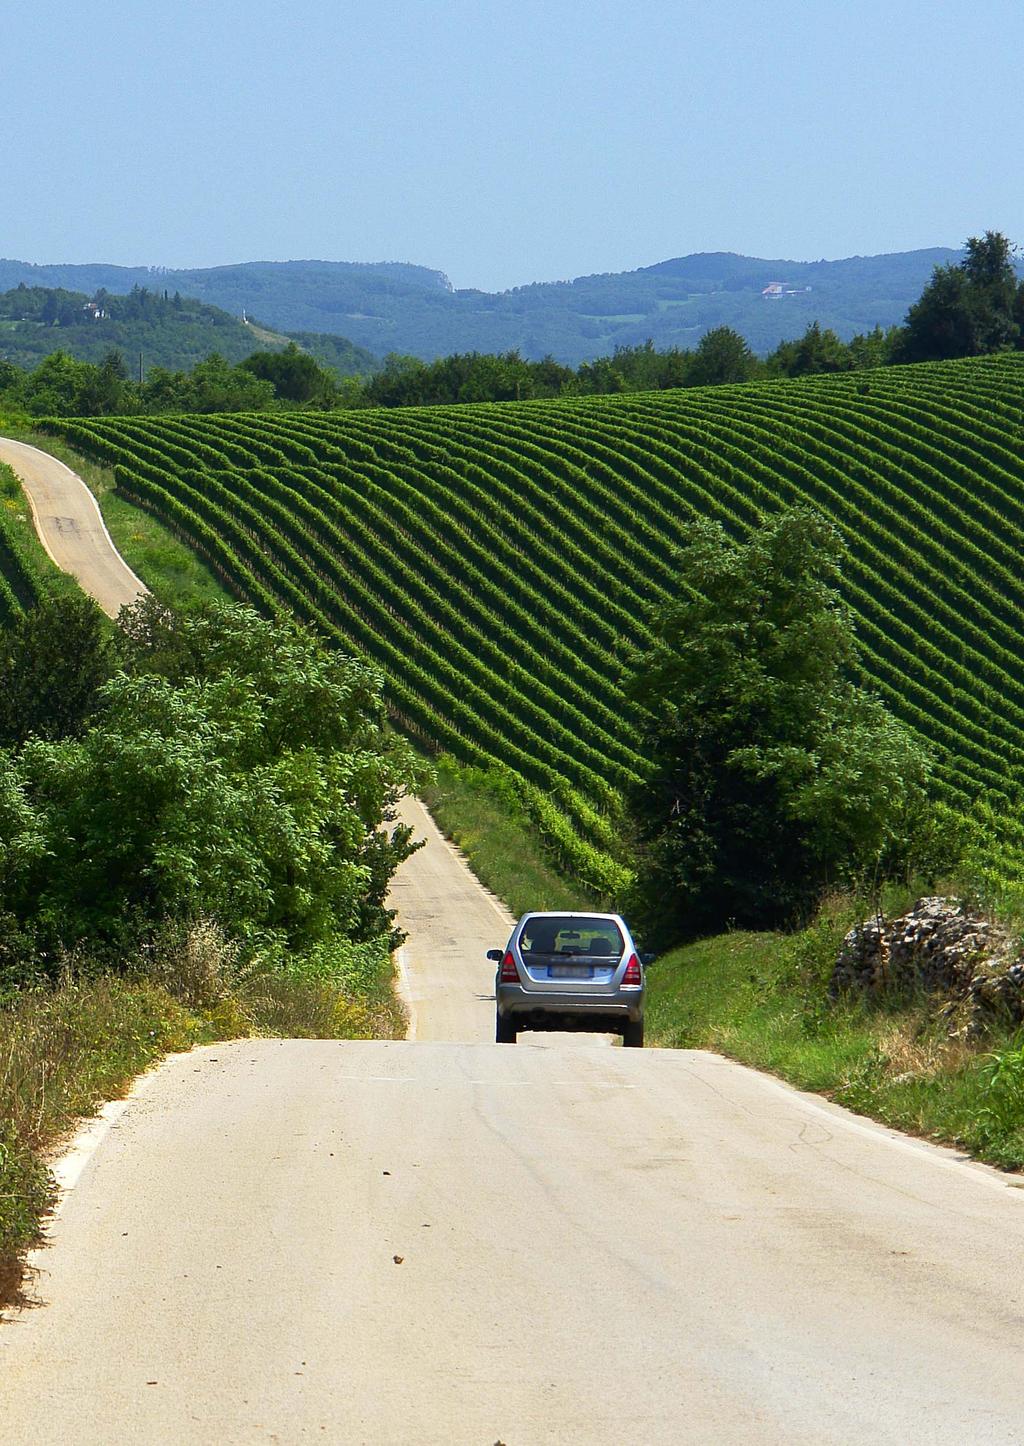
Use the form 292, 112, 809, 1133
138, 351, 144, 385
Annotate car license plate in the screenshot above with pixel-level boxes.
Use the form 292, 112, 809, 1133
550, 964, 592, 979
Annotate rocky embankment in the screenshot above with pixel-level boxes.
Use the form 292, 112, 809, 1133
832, 896, 1024, 1033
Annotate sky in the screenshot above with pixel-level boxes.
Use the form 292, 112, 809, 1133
4, 0, 1024, 292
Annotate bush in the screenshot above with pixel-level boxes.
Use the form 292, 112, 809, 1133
0, 600, 425, 980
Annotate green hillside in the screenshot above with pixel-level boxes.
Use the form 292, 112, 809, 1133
45, 353, 1024, 889
0, 285, 377, 377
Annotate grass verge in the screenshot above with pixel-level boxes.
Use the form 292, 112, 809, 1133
646, 893, 1024, 1172
0, 461, 81, 610
421, 758, 596, 918
0, 929, 405, 1312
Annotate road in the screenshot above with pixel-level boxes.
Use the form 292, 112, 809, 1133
0, 437, 147, 617
3, 444, 1024, 1441
4, 797, 1024, 1443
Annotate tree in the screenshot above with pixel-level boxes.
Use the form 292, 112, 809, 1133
896, 230, 1021, 362
624, 510, 930, 941
962, 231, 1020, 352
138, 353, 275, 413
846, 325, 897, 371
0, 593, 114, 748
769, 322, 850, 377
240, 343, 338, 406
78, 350, 137, 416
0, 602, 423, 968
686, 326, 756, 386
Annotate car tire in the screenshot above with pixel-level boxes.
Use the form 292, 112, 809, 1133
622, 1019, 644, 1048
495, 1013, 517, 1044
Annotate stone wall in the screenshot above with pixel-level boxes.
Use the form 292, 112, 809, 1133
831, 897, 1024, 1032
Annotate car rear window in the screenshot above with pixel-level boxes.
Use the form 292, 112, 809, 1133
518, 915, 624, 960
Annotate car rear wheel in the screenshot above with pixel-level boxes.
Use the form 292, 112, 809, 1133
495, 1013, 517, 1044
622, 1019, 644, 1048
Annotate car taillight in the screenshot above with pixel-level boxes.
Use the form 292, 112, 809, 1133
500, 952, 519, 982
622, 953, 642, 986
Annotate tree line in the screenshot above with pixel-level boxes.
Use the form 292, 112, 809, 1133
1, 232, 1020, 418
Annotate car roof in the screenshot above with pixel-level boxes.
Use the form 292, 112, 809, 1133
516, 911, 624, 923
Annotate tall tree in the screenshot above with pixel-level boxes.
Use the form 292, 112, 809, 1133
624, 510, 930, 940
0, 594, 114, 748
686, 326, 756, 386
897, 230, 1021, 362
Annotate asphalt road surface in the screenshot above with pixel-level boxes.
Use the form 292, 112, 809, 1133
3, 448, 1024, 1441
0, 437, 147, 617
3, 798, 1024, 1444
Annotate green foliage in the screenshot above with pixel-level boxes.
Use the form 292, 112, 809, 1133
138, 352, 276, 413
975, 1041, 1024, 1154
686, 325, 756, 385
0, 594, 114, 747
624, 511, 931, 937
44, 350, 1024, 902
0, 281, 377, 377
0, 600, 423, 976
896, 231, 1024, 363
358, 343, 701, 408
422, 759, 597, 919
240, 343, 339, 405
8, 349, 135, 417
0, 461, 87, 621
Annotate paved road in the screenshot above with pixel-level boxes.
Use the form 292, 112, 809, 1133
0, 436, 147, 617
390, 795, 614, 1047
4, 443, 1024, 1441
390, 795, 510, 1042
4, 796, 1024, 1443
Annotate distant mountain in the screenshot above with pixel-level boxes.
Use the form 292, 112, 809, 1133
0, 281, 377, 376
0, 249, 965, 364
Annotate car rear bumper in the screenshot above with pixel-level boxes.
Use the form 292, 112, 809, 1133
496, 984, 643, 1025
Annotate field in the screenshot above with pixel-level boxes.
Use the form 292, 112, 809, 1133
45, 353, 1024, 889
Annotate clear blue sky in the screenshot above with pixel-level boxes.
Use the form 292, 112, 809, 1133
5, 0, 1023, 291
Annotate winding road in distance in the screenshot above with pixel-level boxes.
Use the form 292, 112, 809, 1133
0, 437, 147, 616
3, 440, 1024, 1444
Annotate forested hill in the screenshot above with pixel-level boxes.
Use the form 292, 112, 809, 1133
0, 283, 377, 377
0, 249, 962, 365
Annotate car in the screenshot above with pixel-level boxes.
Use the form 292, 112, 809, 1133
488, 910, 654, 1046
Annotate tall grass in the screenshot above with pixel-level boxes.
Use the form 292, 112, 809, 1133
422, 758, 597, 919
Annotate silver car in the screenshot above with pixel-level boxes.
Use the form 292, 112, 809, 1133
489, 911, 653, 1047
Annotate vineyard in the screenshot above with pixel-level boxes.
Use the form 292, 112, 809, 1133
44, 353, 1024, 892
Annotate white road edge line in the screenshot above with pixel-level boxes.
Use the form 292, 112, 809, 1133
18, 480, 62, 572
431, 824, 512, 925
46, 1066, 164, 1210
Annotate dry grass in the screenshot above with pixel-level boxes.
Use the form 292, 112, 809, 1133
872, 1017, 976, 1085
0, 974, 209, 1306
